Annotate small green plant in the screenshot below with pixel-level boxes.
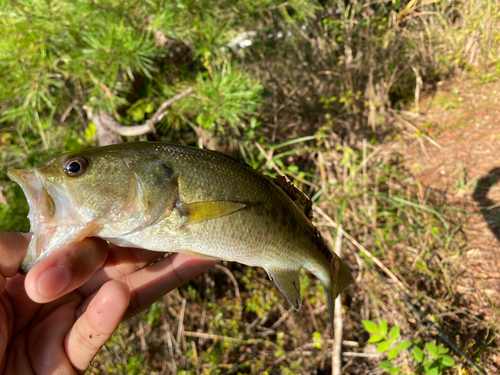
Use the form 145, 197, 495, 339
413, 343, 455, 375
363, 319, 455, 375
363, 319, 411, 375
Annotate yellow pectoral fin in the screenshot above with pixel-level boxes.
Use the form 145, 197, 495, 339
176, 201, 246, 225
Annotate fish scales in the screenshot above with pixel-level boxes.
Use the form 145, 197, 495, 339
8, 142, 353, 329
151, 144, 324, 268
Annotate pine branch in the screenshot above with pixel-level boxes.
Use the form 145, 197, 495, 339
150, 87, 194, 125
89, 87, 194, 145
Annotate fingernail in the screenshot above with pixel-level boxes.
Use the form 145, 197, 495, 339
36, 266, 72, 298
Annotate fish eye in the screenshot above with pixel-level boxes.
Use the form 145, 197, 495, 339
63, 155, 88, 177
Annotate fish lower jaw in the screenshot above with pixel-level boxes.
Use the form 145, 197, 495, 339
28, 225, 57, 260
25, 221, 95, 271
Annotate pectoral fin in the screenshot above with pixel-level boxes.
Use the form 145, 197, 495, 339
267, 268, 302, 310
179, 249, 221, 260
176, 201, 246, 226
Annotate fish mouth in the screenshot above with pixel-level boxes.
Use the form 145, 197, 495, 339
8, 167, 92, 272
8, 168, 55, 224
8, 168, 59, 271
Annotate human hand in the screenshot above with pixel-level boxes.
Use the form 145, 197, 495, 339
0, 231, 219, 374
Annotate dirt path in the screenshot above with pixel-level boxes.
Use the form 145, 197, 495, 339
404, 78, 500, 310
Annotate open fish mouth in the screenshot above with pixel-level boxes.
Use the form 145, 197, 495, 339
8, 168, 58, 271
8, 168, 55, 224
8, 167, 94, 272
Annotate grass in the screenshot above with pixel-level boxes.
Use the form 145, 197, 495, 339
2, 0, 500, 373
84, 137, 497, 374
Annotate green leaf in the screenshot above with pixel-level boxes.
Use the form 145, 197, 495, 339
440, 355, 455, 367
379, 361, 395, 371
388, 325, 400, 341
362, 320, 380, 334
379, 319, 388, 335
64, 136, 83, 152
368, 334, 384, 343
388, 348, 400, 360
132, 108, 145, 122
437, 345, 449, 355
425, 366, 439, 375
84, 122, 96, 142
397, 341, 412, 350
425, 342, 438, 358
377, 341, 391, 353
413, 346, 425, 363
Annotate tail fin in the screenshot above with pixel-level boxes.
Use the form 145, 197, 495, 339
321, 257, 353, 331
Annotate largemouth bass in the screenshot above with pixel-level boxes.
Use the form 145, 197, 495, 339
8, 142, 352, 326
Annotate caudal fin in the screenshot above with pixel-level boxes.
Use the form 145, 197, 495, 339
322, 257, 353, 330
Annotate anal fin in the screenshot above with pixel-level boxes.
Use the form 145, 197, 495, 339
267, 268, 302, 310
176, 201, 245, 226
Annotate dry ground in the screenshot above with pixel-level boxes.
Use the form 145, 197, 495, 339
403, 77, 500, 367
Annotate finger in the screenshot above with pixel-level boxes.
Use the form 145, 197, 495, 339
79, 244, 165, 296
27, 293, 82, 375
120, 253, 218, 319
0, 232, 31, 289
65, 280, 129, 374
25, 238, 109, 303
5, 274, 41, 336
76, 253, 217, 321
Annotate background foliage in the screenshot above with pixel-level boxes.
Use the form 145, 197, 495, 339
1, 0, 499, 373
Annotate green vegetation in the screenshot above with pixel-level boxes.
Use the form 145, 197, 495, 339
2, 0, 500, 373
363, 319, 455, 375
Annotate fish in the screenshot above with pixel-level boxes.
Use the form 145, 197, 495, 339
8, 142, 352, 327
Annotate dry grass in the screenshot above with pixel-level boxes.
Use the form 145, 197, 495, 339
83, 2, 500, 374
85, 135, 497, 374
0, 1, 497, 374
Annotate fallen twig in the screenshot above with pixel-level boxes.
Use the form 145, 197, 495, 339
332, 224, 344, 375
342, 352, 384, 358
183, 331, 246, 344
88, 87, 194, 145
164, 321, 177, 373
314, 206, 409, 292
138, 320, 148, 353
150, 87, 194, 124
254, 142, 282, 176
391, 109, 442, 150
269, 307, 294, 330
177, 298, 187, 352
214, 264, 241, 302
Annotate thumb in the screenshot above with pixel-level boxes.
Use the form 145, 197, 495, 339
0, 232, 30, 289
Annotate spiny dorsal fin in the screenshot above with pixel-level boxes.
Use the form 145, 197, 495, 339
267, 268, 302, 310
176, 201, 246, 226
274, 175, 313, 220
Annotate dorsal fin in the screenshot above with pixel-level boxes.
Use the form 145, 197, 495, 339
273, 175, 313, 220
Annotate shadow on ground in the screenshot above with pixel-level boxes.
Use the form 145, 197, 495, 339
472, 167, 500, 242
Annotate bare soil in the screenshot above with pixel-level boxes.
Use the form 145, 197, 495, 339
403, 77, 500, 367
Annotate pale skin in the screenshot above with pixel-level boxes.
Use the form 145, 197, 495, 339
0, 231, 219, 374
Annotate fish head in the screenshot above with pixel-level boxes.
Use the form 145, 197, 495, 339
8, 147, 159, 271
